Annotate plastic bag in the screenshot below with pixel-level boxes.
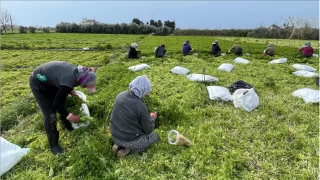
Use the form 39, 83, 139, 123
71, 91, 91, 129
232, 88, 259, 112
292, 64, 316, 72
234, 57, 250, 64
170, 66, 190, 75
206, 86, 233, 101
217, 63, 234, 72
186, 74, 218, 82
0, 137, 30, 176
313, 54, 319, 57
268, 58, 287, 64
128, 64, 151, 72
293, 70, 318, 78
292, 88, 320, 103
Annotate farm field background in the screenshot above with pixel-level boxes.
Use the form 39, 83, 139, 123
0, 33, 319, 179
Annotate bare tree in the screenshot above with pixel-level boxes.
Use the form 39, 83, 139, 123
0, 9, 12, 33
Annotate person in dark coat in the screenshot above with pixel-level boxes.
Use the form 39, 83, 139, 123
155, 44, 167, 58
211, 40, 221, 57
228, 44, 243, 56
182, 40, 193, 56
128, 43, 139, 59
264, 43, 275, 56
29, 61, 97, 154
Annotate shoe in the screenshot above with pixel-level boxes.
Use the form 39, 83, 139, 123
114, 145, 131, 157
112, 144, 119, 152
47, 132, 65, 155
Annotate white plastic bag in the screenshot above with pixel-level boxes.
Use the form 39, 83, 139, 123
186, 74, 218, 82
206, 86, 233, 101
128, 64, 151, 72
292, 88, 320, 103
71, 91, 91, 129
292, 64, 316, 72
232, 88, 259, 112
234, 57, 250, 64
0, 138, 30, 176
313, 54, 318, 57
293, 70, 319, 78
217, 63, 234, 72
170, 66, 190, 75
268, 58, 287, 64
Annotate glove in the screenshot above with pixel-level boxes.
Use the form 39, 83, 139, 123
66, 113, 80, 123
150, 112, 157, 120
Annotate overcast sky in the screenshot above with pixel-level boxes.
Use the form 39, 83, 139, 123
1, 1, 319, 29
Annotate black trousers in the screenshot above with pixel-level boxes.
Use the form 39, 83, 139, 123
29, 75, 59, 134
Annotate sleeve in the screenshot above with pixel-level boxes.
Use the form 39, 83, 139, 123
164, 48, 166, 54
230, 47, 235, 51
53, 85, 73, 118
139, 104, 155, 135
299, 47, 303, 51
218, 45, 221, 51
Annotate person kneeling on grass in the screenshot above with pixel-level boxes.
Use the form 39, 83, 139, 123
264, 43, 275, 56
29, 61, 97, 155
155, 44, 167, 58
299, 42, 314, 58
128, 43, 140, 59
211, 40, 221, 57
228, 44, 243, 56
110, 75, 158, 157
182, 40, 193, 56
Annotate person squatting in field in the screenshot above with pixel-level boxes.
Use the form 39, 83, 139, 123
211, 40, 222, 57
128, 43, 140, 59
110, 75, 158, 157
263, 43, 275, 56
154, 44, 167, 58
299, 42, 314, 58
182, 40, 193, 56
228, 44, 243, 56
29, 61, 97, 155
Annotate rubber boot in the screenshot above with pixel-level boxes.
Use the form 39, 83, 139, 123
47, 132, 64, 155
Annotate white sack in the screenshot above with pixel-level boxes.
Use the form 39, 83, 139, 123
268, 58, 287, 64
0, 138, 30, 176
128, 64, 151, 72
292, 64, 316, 72
170, 66, 190, 75
234, 57, 250, 64
313, 54, 318, 57
217, 63, 234, 72
293, 70, 319, 78
71, 91, 91, 129
186, 74, 218, 82
233, 88, 259, 112
292, 88, 320, 103
206, 86, 233, 101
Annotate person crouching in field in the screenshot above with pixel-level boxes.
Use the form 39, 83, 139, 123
264, 43, 275, 56
128, 43, 140, 59
182, 40, 193, 56
299, 42, 314, 58
29, 61, 97, 155
110, 75, 158, 157
211, 40, 221, 57
155, 44, 167, 58
228, 44, 243, 56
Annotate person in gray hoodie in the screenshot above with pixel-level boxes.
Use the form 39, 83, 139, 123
110, 75, 158, 157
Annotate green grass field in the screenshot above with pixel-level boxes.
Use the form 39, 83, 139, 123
0, 33, 319, 179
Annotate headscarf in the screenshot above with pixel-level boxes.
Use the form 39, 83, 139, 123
183, 40, 190, 45
76, 65, 97, 92
129, 75, 152, 98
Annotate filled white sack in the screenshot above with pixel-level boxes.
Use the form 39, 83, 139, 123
71, 91, 91, 129
268, 58, 287, 64
186, 74, 218, 82
233, 88, 259, 112
293, 70, 319, 78
217, 63, 234, 72
128, 64, 151, 72
206, 86, 233, 101
234, 57, 250, 64
0, 138, 30, 176
292, 88, 320, 103
170, 66, 190, 75
292, 64, 316, 72
313, 54, 318, 57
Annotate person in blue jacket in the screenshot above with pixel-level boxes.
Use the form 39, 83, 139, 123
211, 40, 221, 57
182, 40, 193, 56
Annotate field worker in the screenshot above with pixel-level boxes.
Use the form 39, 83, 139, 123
29, 61, 97, 155
211, 40, 221, 57
155, 44, 167, 58
110, 75, 158, 157
299, 42, 314, 58
128, 43, 140, 59
264, 43, 275, 56
228, 44, 243, 56
182, 40, 193, 56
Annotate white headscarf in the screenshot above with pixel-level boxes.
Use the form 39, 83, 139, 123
129, 75, 152, 98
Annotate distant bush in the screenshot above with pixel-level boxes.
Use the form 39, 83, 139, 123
19, 26, 27, 33
29, 26, 36, 33
42, 27, 50, 33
